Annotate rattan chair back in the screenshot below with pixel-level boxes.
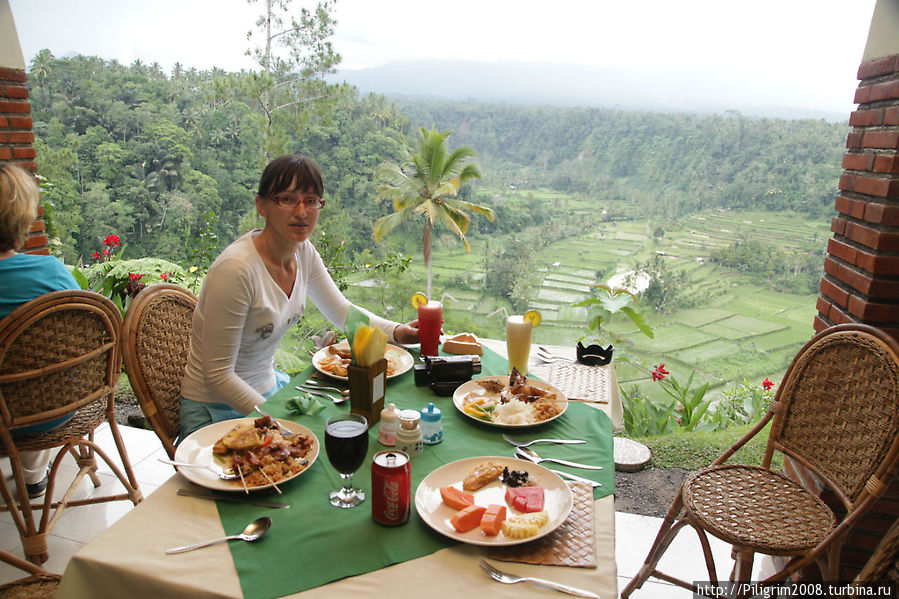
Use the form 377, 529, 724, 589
0, 290, 142, 565
767, 323, 899, 508
122, 283, 197, 459
856, 517, 899, 585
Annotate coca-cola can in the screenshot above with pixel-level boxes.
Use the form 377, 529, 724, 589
371, 450, 411, 526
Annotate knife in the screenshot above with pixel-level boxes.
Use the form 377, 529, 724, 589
176, 488, 291, 509
515, 447, 603, 470
549, 469, 602, 488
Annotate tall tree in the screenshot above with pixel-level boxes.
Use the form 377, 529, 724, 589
373, 126, 493, 297
246, 0, 342, 160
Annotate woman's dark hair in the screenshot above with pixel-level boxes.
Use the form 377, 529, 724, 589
257, 153, 324, 198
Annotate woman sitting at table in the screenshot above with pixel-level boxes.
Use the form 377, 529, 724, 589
0, 164, 80, 498
178, 153, 420, 441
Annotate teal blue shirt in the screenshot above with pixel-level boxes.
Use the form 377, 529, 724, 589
0, 253, 80, 320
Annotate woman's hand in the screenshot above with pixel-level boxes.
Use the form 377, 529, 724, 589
393, 320, 420, 344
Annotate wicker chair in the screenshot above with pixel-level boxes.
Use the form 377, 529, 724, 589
855, 516, 899, 585
0, 290, 143, 565
121, 283, 197, 459
0, 549, 60, 598
621, 324, 899, 598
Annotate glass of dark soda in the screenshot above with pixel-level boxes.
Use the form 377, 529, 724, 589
324, 413, 369, 508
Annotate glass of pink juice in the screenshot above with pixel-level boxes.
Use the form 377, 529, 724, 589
417, 301, 442, 356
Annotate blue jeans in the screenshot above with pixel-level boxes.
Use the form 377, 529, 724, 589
176, 370, 291, 444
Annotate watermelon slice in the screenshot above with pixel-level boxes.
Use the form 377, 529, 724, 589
504, 486, 544, 513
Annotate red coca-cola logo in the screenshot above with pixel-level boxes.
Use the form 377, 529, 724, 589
383, 480, 399, 519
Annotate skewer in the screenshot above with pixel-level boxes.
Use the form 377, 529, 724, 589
236, 461, 249, 494
257, 467, 282, 494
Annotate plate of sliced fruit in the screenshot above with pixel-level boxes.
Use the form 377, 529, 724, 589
414, 456, 573, 546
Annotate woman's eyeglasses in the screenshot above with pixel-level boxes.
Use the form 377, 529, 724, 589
269, 195, 325, 210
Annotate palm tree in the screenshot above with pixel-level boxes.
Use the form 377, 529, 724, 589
29, 49, 54, 88
373, 126, 494, 298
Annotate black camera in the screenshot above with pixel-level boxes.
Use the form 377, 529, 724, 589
414, 355, 482, 396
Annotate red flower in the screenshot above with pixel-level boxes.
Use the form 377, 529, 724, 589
103, 234, 121, 247
160, 272, 169, 281
651, 364, 669, 381
129, 273, 144, 282
762, 377, 774, 391
92, 251, 101, 260
102, 248, 110, 256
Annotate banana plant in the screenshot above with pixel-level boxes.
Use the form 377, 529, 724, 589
573, 284, 654, 345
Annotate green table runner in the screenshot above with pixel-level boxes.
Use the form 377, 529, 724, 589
219, 347, 614, 599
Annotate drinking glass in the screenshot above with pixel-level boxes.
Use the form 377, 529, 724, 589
506, 315, 533, 375
417, 300, 443, 356
324, 413, 369, 508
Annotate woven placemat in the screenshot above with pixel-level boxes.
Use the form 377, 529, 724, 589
487, 481, 596, 568
548, 362, 610, 403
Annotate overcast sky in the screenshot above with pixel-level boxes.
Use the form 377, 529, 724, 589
8, 0, 877, 114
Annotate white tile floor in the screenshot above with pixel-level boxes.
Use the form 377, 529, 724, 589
0, 424, 760, 596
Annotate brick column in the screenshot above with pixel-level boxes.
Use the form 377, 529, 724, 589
0, 66, 46, 255
816, 55, 899, 341
808, 53, 899, 580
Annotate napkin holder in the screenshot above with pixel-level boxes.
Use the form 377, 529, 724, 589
576, 342, 614, 366
348, 358, 387, 427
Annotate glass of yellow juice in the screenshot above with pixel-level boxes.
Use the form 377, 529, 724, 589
506, 315, 533, 375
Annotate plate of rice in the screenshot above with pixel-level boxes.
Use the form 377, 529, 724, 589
453, 374, 568, 428
174, 417, 319, 492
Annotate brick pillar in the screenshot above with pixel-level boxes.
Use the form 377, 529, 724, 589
0, 66, 46, 255
807, 53, 899, 580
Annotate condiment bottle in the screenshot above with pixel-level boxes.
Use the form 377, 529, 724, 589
420, 403, 443, 445
395, 409, 423, 457
378, 403, 398, 446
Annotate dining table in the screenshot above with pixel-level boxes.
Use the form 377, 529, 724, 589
55, 339, 622, 599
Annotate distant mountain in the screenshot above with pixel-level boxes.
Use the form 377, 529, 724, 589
329, 60, 847, 121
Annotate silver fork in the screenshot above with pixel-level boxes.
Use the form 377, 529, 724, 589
253, 406, 294, 437
478, 560, 600, 598
503, 434, 586, 448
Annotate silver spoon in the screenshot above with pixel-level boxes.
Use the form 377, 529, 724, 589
159, 458, 240, 480
165, 516, 272, 554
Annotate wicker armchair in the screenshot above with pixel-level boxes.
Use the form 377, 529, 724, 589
0, 290, 143, 565
855, 517, 899, 585
621, 324, 899, 598
0, 549, 60, 598
121, 283, 197, 459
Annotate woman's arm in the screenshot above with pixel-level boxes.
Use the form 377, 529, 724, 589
305, 247, 417, 343
192, 259, 266, 414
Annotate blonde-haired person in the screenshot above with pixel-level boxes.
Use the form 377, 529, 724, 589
0, 164, 79, 498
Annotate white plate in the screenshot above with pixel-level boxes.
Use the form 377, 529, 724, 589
414, 456, 574, 546
174, 418, 319, 492
311, 341, 414, 381
453, 375, 568, 428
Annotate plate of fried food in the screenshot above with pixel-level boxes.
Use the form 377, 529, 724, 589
453, 369, 568, 428
174, 416, 319, 492
311, 340, 413, 381
414, 456, 573, 546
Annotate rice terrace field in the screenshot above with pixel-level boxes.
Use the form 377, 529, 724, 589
355, 198, 832, 404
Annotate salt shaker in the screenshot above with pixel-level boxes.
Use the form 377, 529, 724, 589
378, 403, 398, 446
395, 409, 422, 457
420, 403, 443, 445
